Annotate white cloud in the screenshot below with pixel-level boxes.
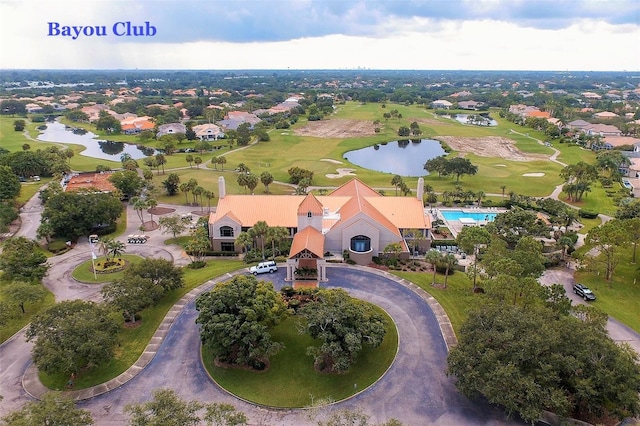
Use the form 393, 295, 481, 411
0, 1, 638, 70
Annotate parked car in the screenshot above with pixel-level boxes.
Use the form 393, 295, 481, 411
573, 283, 596, 301
249, 261, 278, 275
127, 234, 149, 244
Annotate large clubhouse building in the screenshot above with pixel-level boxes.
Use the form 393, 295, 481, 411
208, 177, 432, 281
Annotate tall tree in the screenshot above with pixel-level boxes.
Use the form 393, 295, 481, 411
300, 288, 387, 373
260, 171, 274, 193
26, 300, 121, 376
425, 249, 442, 286
3, 281, 49, 314
195, 275, 288, 367
250, 221, 269, 260
125, 258, 184, 293
456, 226, 491, 290
0, 165, 21, 201
585, 219, 628, 286
0, 237, 49, 282
447, 303, 640, 423
162, 173, 180, 196
1, 392, 94, 426
158, 215, 187, 239
125, 388, 202, 426
390, 175, 403, 196
101, 276, 162, 323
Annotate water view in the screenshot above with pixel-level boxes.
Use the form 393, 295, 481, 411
450, 114, 497, 126
37, 121, 154, 161
343, 139, 446, 176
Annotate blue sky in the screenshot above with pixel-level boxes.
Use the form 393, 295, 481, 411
1, 0, 638, 70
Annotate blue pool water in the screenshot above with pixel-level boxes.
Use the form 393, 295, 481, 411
440, 210, 498, 221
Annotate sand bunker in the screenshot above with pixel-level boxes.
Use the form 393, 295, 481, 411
321, 158, 343, 164
326, 168, 356, 179
435, 136, 548, 162
522, 173, 545, 177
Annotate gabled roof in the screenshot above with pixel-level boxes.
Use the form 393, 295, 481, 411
289, 226, 325, 259
329, 178, 380, 197
332, 194, 401, 237
297, 193, 324, 216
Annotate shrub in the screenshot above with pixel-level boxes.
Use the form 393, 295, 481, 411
578, 209, 599, 219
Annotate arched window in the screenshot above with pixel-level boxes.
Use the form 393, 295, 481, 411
350, 235, 371, 252
307, 211, 312, 218
220, 226, 234, 237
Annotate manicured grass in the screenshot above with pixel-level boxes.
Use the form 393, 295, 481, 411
392, 270, 477, 334
39, 259, 244, 390
71, 254, 145, 283
0, 283, 55, 343
574, 245, 640, 333
203, 306, 398, 408
561, 182, 622, 218
16, 179, 49, 205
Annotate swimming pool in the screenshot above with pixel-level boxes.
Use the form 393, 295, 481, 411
440, 210, 498, 222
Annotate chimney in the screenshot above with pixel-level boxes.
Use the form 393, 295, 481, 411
218, 176, 226, 199
416, 177, 424, 201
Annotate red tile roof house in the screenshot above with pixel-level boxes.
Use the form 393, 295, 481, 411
209, 178, 432, 283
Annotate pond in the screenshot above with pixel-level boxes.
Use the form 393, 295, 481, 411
37, 121, 154, 161
449, 113, 497, 126
343, 139, 446, 176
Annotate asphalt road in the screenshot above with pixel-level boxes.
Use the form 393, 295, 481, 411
69, 267, 519, 426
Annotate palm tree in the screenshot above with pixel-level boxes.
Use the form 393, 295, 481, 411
500, 185, 506, 200
193, 186, 205, 211
179, 183, 190, 205
250, 221, 269, 260
476, 191, 485, 207
203, 190, 215, 212
194, 157, 202, 169
147, 198, 158, 225
107, 239, 126, 263
210, 156, 219, 170
218, 156, 227, 171
185, 154, 194, 168
131, 197, 148, 224
266, 226, 289, 259
441, 253, 458, 288
235, 231, 254, 257
391, 175, 403, 196
425, 249, 442, 286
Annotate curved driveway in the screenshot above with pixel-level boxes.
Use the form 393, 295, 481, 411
60, 266, 518, 426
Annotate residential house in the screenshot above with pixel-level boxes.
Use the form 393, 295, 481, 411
584, 123, 622, 137
431, 100, 453, 109
218, 111, 261, 130
593, 111, 619, 119
193, 123, 224, 140
120, 116, 155, 135
457, 100, 485, 110
156, 123, 186, 138
208, 178, 432, 280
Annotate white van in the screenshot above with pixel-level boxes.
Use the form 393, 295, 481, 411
249, 261, 278, 275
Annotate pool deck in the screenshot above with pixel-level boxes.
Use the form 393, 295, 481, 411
433, 207, 506, 239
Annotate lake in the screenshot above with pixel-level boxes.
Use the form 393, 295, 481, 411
343, 139, 446, 176
37, 121, 154, 161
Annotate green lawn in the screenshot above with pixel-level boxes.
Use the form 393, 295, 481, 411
392, 269, 477, 334
204, 306, 398, 407
71, 254, 145, 283
40, 259, 244, 390
0, 283, 55, 343
574, 246, 640, 333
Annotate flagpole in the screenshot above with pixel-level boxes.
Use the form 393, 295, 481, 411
90, 236, 97, 280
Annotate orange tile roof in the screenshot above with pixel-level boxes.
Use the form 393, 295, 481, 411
289, 226, 325, 258
329, 178, 381, 197
65, 173, 116, 193
367, 197, 430, 229
298, 193, 324, 216
332, 196, 402, 237
526, 110, 551, 118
